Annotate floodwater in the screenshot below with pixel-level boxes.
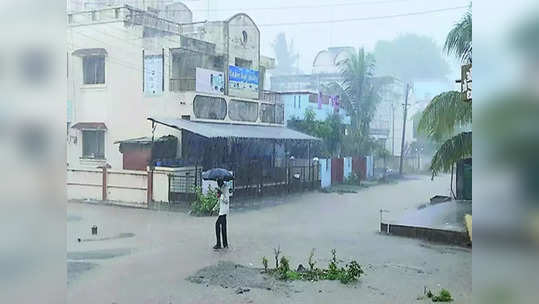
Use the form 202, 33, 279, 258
67, 174, 471, 303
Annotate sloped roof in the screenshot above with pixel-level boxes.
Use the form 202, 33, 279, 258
148, 118, 319, 141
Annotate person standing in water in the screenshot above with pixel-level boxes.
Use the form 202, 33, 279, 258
213, 179, 229, 249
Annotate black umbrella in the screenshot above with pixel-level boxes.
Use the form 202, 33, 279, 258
202, 168, 234, 181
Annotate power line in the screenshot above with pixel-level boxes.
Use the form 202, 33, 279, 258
257, 5, 468, 27
167, 0, 414, 12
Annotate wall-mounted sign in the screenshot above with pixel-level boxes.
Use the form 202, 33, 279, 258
144, 55, 163, 96
228, 65, 259, 99
196, 67, 224, 95
461, 64, 472, 102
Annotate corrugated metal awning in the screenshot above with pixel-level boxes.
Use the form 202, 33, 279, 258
71, 122, 107, 130
148, 118, 320, 141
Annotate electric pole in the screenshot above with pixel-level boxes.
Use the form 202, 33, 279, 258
399, 83, 410, 176
391, 102, 395, 157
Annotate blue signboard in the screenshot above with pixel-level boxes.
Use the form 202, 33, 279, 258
228, 65, 259, 94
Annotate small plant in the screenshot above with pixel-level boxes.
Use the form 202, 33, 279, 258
425, 288, 453, 302
432, 289, 453, 302
279, 256, 290, 274
261, 249, 364, 285
274, 246, 281, 269
191, 186, 218, 216
308, 249, 316, 271
339, 260, 364, 284
262, 256, 268, 273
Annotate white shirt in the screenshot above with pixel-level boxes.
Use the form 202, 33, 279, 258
218, 184, 230, 216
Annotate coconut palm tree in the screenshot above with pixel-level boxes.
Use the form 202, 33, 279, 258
418, 8, 472, 178
321, 48, 392, 155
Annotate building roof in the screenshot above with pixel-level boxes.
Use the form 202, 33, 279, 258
71, 122, 107, 130
148, 118, 320, 141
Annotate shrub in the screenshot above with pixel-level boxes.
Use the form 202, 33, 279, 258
432, 289, 453, 302
191, 186, 218, 216
262, 256, 268, 273
345, 173, 360, 185
279, 256, 290, 277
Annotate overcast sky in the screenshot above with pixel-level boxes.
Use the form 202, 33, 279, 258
182, 0, 470, 74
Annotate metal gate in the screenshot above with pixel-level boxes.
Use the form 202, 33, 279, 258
169, 168, 202, 202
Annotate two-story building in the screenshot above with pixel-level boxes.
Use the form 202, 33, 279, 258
67, 2, 317, 171
278, 91, 351, 125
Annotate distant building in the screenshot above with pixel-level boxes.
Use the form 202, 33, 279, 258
278, 91, 351, 125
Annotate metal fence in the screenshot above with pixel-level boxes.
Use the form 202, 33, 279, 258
168, 160, 321, 203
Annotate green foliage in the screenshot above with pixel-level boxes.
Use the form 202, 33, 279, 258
288, 109, 343, 157
444, 8, 472, 63
417, 91, 472, 142
191, 186, 218, 216
417, 9, 473, 178
262, 256, 268, 273
374, 33, 450, 81
263, 249, 363, 285
285, 270, 301, 281
279, 256, 290, 274
427, 288, 453, 302
430, 132, 472, 177
344, 173, 361, 185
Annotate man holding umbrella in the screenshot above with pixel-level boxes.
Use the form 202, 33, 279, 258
202, 168, 233, 250
213, 178, 229, 249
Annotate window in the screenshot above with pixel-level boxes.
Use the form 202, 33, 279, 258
260, 103, 284, 124
241, 30, 248, 45
235, 57, 252, 69
298, 96, 301, 108
193, 95, 227, 120
294, 96, 296, 108
229, 99, 258, 122
83, 55, 105, 85
82, 130, 105, 159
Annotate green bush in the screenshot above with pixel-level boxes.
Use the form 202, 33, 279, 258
191, 186, 218, 216
345, 173, 361, 185
278, 256, 291, 279
432, 289, 453, 302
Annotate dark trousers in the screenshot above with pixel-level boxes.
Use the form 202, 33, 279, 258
215, 215, 228, 247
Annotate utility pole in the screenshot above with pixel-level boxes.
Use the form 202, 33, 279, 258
399, 83, 410, 176
391, 102, 395, 157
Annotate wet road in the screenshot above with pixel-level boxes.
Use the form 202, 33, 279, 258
67, 174, 471, 303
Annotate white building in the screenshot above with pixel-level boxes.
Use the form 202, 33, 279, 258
67, 3, 281, 170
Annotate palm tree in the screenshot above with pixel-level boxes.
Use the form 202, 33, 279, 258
418, 8, 472, 179
321, 48, 391, 155
444, 9, 472, 63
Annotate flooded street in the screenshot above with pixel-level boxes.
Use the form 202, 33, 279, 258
67, 174, 471, 303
